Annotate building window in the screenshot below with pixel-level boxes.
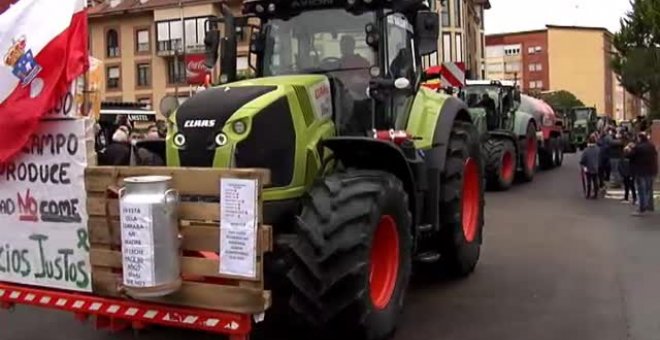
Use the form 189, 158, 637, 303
454, 0, 461, 28
157, 20, 183, 52
136, 63, 151, 87
529, 81, 536, 89
535, 46, 542, 52
167, 58, 186, 84
536, 80, 544, 89
443, 33, 452, 62
441, 1, 450, 27
504, 48, 520, 56
536, 63, 543, 71
106, 65, 120, 89
455, 33, 463, 62
136, 28, 150, 53
184, 16, 212, 51
504, 61, 520, 73
106, 29, 119, 57
528, 46, 535, 54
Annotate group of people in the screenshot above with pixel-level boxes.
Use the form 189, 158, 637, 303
97, 121, 167, 166
580, 125, 658, 216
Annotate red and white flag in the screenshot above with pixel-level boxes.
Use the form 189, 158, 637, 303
0, 0, 88, 162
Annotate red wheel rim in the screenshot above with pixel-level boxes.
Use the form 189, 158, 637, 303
462, 158, 480, 243
526, 136, 537, 171
369, 215, 399, 310
501, 151, 514, 182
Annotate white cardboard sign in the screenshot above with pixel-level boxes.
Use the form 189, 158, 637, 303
219, 178, 258, 278
0, 119, 92, 292
120, 203, 155, 287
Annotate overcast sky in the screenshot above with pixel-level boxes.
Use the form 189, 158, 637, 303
484, 0, 633, 35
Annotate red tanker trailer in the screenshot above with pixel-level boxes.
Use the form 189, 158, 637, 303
519, 95, 565, 170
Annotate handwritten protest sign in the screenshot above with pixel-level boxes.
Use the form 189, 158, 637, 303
0, 119, 92, 292
219, 178, 258, 279
120, 203, 155, 287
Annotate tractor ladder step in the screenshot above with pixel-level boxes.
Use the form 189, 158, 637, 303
415, 251, 441, 263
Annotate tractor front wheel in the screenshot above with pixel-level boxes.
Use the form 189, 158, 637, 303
288, 170, 412, 340
484, 137, 517, 191
438, 121, 485, 276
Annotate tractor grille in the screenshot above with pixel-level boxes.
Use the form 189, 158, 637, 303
175, 85, 276, 167
235, 97, 296, 188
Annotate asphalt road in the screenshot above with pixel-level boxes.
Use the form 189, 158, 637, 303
2, 153, 659, 340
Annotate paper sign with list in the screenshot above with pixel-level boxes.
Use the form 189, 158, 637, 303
219, 178, 258, 278
120, 203, 155, 287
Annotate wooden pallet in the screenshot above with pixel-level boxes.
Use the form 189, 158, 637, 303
85, 166, 272, 315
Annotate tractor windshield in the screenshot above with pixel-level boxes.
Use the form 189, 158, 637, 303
262, 9, 375, 86
462, 86, 500, 112
573, 109, 592, 122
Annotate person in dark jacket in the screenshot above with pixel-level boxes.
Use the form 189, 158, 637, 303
104, 126, 131, 166
618, 134, 636, 204
625, 132, 658, 215
597, 130, 613, 188
609, 131, 625, 186
580, 136, 601, 199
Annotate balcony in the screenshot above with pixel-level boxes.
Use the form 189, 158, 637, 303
156, 39, 183, 56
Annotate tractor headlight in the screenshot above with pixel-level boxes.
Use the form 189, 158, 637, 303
173, 132, 186, 148
232, 120, 247, 134
215, 132, 228, 146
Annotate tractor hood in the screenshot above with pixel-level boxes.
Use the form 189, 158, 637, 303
167, 74, 334, 188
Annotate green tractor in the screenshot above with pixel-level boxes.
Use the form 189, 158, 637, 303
160, 0, 485, 339
459, 80, 538, 190
567, 106, 597, 151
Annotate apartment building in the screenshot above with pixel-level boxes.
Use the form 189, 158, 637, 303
426, 0, 491, 79
88, 0, 248, 114
485, 25, 641, 117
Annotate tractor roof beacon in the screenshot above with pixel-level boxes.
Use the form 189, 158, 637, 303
163, 0, 486, 338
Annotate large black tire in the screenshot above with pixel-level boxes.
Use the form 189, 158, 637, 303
538, 138, 555, 170
438, 121, 485, 277
519, 122, 537, 182
484, 137, 517, 191
287, 170, 413, 340
553, 137, 564, 167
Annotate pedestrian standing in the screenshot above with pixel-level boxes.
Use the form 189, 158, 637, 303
580, 136, 601, 199
609, 130, 624, 187
597, 130, 612, 189
619, 134, 637, 204
625, 132, 658, 216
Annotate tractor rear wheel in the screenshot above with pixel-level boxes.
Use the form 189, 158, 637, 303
539, 139, 555, 170
484, 137, 516, 191
288, 170, 412, 340
520, 122, 537, 182
553, 137, 564, 167
438, 121, 485, 276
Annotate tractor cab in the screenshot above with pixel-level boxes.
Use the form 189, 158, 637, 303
461, 80, 521, 131
204, 0, 439, 135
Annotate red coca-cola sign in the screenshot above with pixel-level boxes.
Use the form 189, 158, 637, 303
185, 54, 210, 85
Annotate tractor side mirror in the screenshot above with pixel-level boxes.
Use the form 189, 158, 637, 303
415, 11, 439, 56
513, 89, 521, 103
204, 21, 220, 69
250, 30, 265, 54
